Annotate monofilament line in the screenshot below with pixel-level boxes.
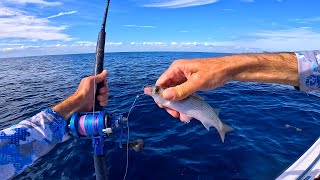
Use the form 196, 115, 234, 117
92, 65, 98, 121
122, 94, 144, 180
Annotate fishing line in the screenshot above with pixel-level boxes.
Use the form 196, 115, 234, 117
92, 62, 98, 127
123, 93, 144, 180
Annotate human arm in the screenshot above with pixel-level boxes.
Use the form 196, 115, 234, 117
0, 70, 108, 179
156, 51, 318, 118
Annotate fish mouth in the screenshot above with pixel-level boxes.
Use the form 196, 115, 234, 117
143, 86, 153, 95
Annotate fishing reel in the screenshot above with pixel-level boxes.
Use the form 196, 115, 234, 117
69, 112, 143, 155
70, 111, 126, 138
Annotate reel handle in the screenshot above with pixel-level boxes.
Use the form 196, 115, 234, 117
121, 139, 144, 152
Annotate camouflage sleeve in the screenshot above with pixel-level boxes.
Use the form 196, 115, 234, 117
295, 50, 320, 92
0, 108, 70, 179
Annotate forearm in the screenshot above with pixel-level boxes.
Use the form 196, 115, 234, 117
224, 52, 299, 86
0, 109, 69, 179
52, 94, 83, 121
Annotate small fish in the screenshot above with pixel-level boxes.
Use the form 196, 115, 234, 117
144, 86, 234, 142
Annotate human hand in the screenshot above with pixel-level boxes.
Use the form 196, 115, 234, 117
155, 58, 233, 119
52, 70, 108, 120
155, 52, 298, 120
73, 70, 109, 112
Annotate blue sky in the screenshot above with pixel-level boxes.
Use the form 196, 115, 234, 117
0, 0, 320, 58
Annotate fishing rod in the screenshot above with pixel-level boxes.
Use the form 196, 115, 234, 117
94, 0, 110, 108
68, 1, 144, 180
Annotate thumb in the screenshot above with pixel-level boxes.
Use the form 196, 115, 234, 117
163, 79, 198, 101
94, 70, 108, 83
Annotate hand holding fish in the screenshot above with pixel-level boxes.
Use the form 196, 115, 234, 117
144, 86, 234, 142
156, 58, 232, 101
155, 53, 298, 120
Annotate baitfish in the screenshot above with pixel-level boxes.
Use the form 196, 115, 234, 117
144, 86, 234, 143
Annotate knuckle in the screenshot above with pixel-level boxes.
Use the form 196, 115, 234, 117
175, 85, 189, 99
171, 60, 181, 68
85, 76, 94, 83
192, 73, 206, 88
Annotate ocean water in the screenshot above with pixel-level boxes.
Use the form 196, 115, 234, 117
0, 52, 319, 180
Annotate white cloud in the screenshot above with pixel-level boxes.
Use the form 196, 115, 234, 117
141, 42, 166, 45
47, 11, 78, 19
123, 24, 157, 28
0, 41, 257, 58
4, 0, 62, 6
241, 0, 255, 2
0, 6, 71, 41
0, 43, 23, 46
292, 17, 320, 24
2, 26, 320, 58
143, 0, 219, 8
237, 27, 320, 51
0, 7, 23, 16
220, 8, 235, 11
106, 42, 123, 45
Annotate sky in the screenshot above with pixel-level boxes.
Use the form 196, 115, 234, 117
0, 0, 320, 58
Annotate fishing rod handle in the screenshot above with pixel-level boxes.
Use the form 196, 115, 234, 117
94, 155, 108, 180
94, 31, 106, 111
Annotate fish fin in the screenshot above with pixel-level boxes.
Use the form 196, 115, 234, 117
192, 93, 205, 101
213, 108, 220, 116
218, 123, 234, 143
201, 121, 212, 131
180, 113, 192, 123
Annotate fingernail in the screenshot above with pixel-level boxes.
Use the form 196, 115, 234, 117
163, 89, 174, 100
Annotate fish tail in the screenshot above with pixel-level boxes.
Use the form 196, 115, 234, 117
218, 123, 234, 143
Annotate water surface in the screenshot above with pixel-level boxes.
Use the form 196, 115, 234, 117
0, 52, 319, 180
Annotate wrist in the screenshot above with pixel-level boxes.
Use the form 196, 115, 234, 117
52, 94, 84, 121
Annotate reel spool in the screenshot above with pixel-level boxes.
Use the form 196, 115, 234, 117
70, 112, 127, 138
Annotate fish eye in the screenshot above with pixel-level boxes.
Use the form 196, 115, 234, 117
154, 86, 160, 94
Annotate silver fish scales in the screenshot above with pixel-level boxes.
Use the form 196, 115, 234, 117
144, 86, 234, 142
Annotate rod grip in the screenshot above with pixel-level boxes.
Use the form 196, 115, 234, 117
94, 31, 106, 111
94, 155, 108, 180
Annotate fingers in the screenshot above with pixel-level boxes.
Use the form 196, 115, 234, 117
97, 94, 108, 106
99, 86, 108, 94
97, 70, 108, 107
155, 102, 164, 108
162, 77, 199, 101
100, 100, 108, 107
156, 102, 180, 118
165, 108, 180, 118
156, 68, 172, 87
156, 60, 186, 87
94, 70, 108, 83
98, 82, 108, 107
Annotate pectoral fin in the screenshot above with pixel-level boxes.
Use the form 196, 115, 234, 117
213, 108, 220, 116
199, 120, 212, 131
180, 113, 192, 123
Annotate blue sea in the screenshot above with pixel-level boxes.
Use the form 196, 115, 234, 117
0, 52, 319, 180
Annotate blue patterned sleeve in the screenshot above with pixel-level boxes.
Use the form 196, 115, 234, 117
295, 50, 320, 92
0, 108, 70, 179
